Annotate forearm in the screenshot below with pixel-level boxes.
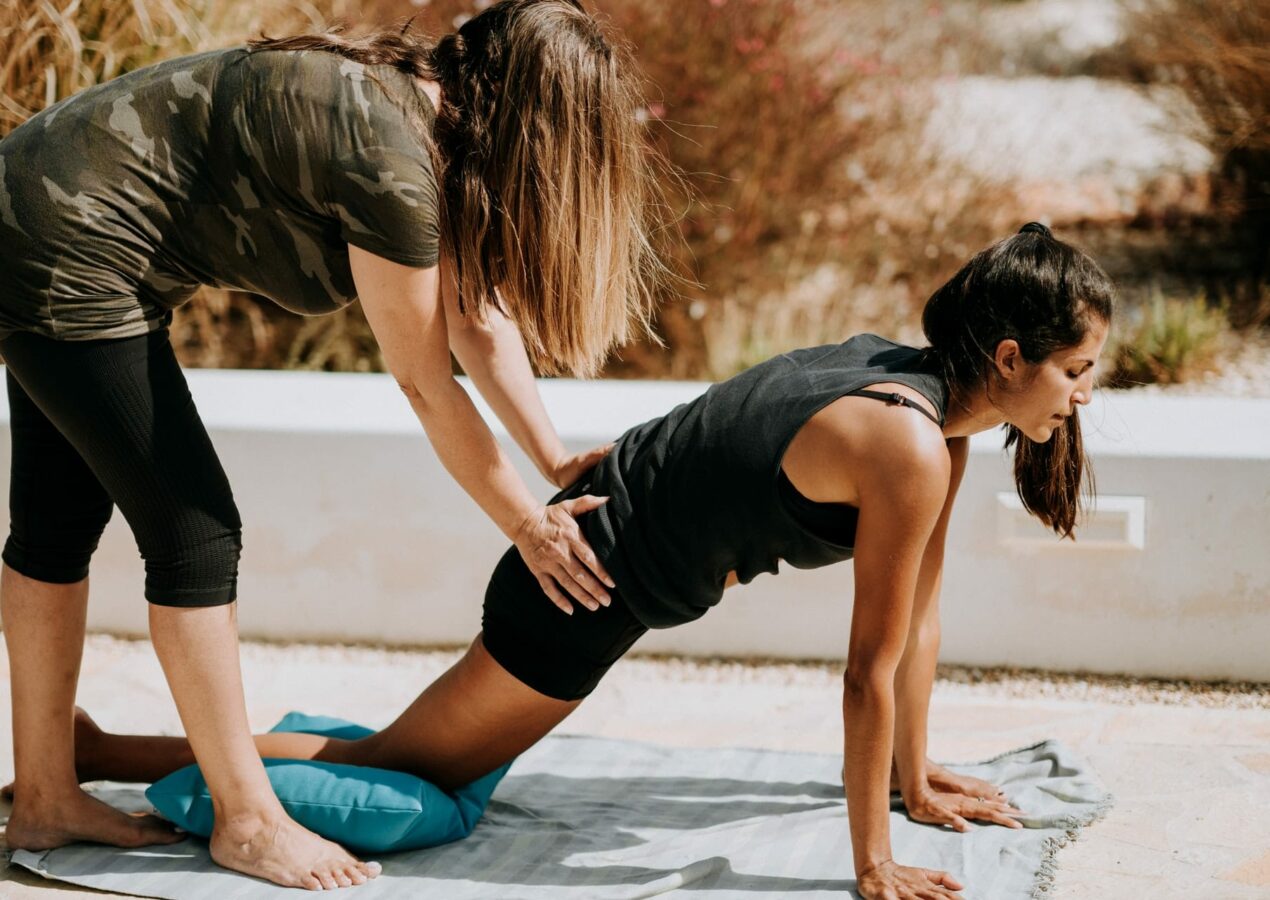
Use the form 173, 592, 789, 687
449, 313, 565, 482
842, 677, 898, 875
405, 376, 542, 540
891, 626, 939, 799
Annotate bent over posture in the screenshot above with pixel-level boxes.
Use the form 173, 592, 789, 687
0, 0, 667, 889
70, 225, 1113, 900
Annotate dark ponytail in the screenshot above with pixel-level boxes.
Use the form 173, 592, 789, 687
921, 223, 1115, 538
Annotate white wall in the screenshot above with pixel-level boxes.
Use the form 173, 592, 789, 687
1, 369, 1266, 681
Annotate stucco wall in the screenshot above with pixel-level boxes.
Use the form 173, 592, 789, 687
1, 369, 1265, 680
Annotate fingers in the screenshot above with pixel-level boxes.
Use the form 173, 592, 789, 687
569, 526, 615, 591
553, 563, 603, 612
967, 797, 1026, 828
562, 493, 610, 516
558, 496, 616, 591
926, 869, 964, 891
536, 573, 575, 615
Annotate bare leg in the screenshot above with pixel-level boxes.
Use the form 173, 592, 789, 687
80, 634, 580, 793
2, 566, 180, 850
148, 600, 379, 890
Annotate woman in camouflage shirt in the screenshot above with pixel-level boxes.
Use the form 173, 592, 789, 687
0, 0, 667, 889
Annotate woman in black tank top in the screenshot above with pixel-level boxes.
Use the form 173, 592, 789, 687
74, 225, 1115, 900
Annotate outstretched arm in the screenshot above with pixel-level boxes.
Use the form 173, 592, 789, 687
351, 246, 612, 613
892, 436, 1026, 830
891, 437, 963, 798
844, 423, 964, 900
443, 271, 613, 491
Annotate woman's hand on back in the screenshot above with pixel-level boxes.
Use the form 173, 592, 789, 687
514, 496, 616, 614
857, 859, 964, 900
548, 443, 614, 490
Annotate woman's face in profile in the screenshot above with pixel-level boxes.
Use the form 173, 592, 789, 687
1010, 316, 1109, 442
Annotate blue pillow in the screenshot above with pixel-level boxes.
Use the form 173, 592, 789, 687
145, 712, 511, 854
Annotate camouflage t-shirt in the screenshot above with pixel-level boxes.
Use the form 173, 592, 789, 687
0, 47, 440, 341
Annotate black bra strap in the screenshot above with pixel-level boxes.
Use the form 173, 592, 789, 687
848, 389, 943, 427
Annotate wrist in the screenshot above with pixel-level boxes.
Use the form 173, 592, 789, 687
534, 443, 568, 483
505, 501, 544, 543
900, 782, 934, 805
854, 856, 894, 880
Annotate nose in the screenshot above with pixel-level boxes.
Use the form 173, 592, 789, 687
1073, 370, 1095, 407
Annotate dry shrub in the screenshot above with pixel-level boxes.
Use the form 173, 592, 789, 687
5, 0, 1018, 378
1104, 0, 1269, 325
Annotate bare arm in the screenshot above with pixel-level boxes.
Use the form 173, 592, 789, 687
891, 436, 967, 800
443, 273, 612, 491
350, 246, 612, 612
842, 422, 961, 897
891, 436, 1026, 831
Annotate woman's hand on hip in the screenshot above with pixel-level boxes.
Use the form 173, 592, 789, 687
857, 859, 964, 900
903, 788, 1026, 832
548, 443, 615, 489
514, 496, 616, 613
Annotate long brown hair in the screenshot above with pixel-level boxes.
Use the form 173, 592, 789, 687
250, 0, 669, 377
920, 223, 1115, 538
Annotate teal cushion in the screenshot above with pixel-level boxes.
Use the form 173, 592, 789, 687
145, 712, 511, 853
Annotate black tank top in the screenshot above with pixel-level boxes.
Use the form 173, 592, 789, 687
579, 333, 949, 628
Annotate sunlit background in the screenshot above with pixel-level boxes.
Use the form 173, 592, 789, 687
2, 0, 1265, 387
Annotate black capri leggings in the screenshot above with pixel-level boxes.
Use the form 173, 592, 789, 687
1, 328, 242, 606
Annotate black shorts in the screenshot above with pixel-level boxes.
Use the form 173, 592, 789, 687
480, 484, 647, 701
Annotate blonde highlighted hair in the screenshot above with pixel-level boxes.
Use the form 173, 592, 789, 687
252, 0, 669, 377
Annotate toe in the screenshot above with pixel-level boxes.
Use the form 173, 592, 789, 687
344, 865, 367, 886
301, 874, 323, 891
360, 860, 382, 878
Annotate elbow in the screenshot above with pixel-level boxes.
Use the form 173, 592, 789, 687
909, 622, 941, 650
842, 656, 899, 701
397, 378, 422, 403
396, 373, 457, 417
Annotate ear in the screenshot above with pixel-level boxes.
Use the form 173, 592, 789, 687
993, 338, 1025, 382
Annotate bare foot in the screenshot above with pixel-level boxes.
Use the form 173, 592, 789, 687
211, 813, 381, 890
6, 785, 182, 851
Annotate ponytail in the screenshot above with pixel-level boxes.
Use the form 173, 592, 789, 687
923, 223, 1114, 538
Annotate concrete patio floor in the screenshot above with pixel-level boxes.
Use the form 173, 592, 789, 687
1, 635, 1267, 899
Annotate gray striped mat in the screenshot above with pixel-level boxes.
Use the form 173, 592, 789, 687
9, 735, 1111, 899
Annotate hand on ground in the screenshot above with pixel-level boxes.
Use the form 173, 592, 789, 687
926, 764, 1008, 805
904, 788, 1026, 832
857, 859, 964, 900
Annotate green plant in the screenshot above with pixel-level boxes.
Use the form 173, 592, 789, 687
1107, 288, 1230, 386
